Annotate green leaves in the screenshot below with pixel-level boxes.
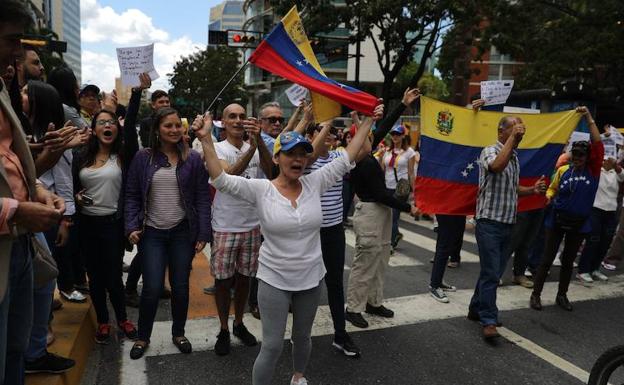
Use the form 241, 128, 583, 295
168, 46, 248, 118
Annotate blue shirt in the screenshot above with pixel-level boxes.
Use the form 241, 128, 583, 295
261, 131, 275, 154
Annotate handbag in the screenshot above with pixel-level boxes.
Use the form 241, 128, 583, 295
31, 233, 58, 288
393, 167, 411, 202
554, 210, 586, 232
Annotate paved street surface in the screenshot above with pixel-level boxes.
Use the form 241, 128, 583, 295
81, 215, 624, 385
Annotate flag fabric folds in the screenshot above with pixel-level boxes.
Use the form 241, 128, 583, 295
415, 97, 581, 215
249, 6, 378, 119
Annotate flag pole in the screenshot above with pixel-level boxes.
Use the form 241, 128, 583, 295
205, 59, 250, 113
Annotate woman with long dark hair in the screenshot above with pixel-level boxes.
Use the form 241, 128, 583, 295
20, 80, 77, 373
47, 65, 88, 130
530, 107, 603, 311
125, 107, 211, 359
72, 74, 147, 344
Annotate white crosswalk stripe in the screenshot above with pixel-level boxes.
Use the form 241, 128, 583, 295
120, 275, 624, 385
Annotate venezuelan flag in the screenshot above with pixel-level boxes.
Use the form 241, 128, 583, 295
415, 97, 581, 215
249, 6, 378, 118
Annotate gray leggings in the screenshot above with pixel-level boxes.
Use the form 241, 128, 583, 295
252, 279, 322, 385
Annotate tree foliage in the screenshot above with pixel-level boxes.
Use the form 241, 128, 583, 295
438, 0, 624, 101
482, 0, 624, 96
168, 46, 248, 118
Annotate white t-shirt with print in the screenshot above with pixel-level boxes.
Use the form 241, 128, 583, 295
382, 147, 416, 189
212, 140, 261, 232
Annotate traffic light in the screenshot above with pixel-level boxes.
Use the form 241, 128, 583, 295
226, 30, 262, 48
208, 30, 228, 46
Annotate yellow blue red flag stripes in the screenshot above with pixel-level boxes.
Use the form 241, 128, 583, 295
415, 97, 581, 215
280, 8, 341, 123
249, 6, 378, 117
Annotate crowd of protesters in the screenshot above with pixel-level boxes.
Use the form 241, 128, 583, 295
1, 1, 624, 385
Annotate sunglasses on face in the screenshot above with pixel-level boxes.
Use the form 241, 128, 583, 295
262, 116, 284, 124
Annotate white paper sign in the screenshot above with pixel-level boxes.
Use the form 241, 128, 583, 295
116, 43, 160, 87
565, 131, 590, 152
285, 84, 308, 106
481, 80, 514, 106
608, 125, 624, 146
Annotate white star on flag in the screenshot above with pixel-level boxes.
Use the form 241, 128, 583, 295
466, 163, 474, 170
586, 181, 591, 185
304, 59, 310, 65
461, 170, 469, 178
296, 60, 303, 66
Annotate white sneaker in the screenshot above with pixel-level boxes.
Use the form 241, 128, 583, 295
602, 261, 616, 271
576, 273, 593, 285
60, 290, 87, 303
591, 270, 608, 281
291, 376, 308, 385
524, 268, 533, 278
553, 254, 562, 267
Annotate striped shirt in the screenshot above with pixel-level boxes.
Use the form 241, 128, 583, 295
304, 151, 344, 227
146, 165, 186, 229
476, 142, 519, 224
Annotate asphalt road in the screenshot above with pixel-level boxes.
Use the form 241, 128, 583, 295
80, 215, 624, 385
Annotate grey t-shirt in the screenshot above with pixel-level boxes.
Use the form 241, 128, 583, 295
79, 156, 122, 216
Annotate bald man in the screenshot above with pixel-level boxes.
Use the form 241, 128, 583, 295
209, 103, 273, 356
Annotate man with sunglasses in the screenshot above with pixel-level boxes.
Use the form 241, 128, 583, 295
258, 102, 284, 154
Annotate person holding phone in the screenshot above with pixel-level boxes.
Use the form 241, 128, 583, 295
72, 74, 148, 344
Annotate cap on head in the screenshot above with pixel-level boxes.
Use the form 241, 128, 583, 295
79, 84, 100, 96
571, 141, 590, 156
273, 131, 313, 156
390, 125, 406, 135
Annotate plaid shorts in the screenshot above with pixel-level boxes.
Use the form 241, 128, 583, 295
211, 227, 261, 280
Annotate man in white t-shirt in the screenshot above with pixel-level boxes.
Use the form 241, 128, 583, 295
211, 103, 273, 356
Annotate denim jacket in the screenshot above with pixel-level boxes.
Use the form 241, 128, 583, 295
124, 148, 212, 243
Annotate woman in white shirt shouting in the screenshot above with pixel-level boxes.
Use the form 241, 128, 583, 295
192, 104, 382, 385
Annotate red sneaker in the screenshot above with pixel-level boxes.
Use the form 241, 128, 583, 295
118, 320, 138, 340
95, 324, 111, 344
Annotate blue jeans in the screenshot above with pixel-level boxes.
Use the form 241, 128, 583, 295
25, 233, 54, 363
469, 219, 512, 326
430, 215, 466, 288
0, 236, 33, 385
138, 221, 194, 342
579, 208, 618, 274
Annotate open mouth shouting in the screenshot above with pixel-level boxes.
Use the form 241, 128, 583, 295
103, 129, 113, 138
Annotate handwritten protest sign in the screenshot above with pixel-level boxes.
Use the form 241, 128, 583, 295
481, 80, 514, 106
116, 43, 159, 87
285, 84, 308, 106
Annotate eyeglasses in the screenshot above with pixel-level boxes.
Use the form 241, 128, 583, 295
96, 119, 116, 126
262, 116, 284, 124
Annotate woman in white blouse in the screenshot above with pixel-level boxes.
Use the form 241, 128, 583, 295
192, 105, 382, 385
378, 125, 416, 248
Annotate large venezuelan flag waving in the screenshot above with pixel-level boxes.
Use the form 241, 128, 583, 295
415, 97, 581, 215
249, 6, 378, 119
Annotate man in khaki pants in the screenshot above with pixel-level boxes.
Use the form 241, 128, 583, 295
345, 88, 421, 329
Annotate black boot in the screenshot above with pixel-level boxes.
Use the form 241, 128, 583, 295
556, 293, 573, 311
530, 294, 542, 311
